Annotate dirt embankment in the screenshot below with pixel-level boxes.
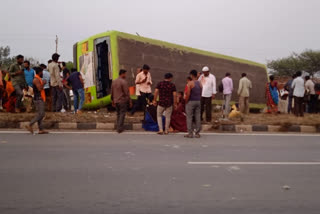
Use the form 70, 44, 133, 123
0, 110, 143, 123
0, 110, 320, 126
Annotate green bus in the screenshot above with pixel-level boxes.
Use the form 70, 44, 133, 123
73, 31, 267, 109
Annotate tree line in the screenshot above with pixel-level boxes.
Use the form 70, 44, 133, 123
0, 45, 74, 70
267, 49, 320, 77
0, 46, 40, 70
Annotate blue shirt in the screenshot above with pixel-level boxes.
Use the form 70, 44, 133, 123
42, 70, 50, 89
24, 68, 35, 87
67, 72, 83, 91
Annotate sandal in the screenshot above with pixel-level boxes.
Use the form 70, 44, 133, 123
157, 131, 164, 135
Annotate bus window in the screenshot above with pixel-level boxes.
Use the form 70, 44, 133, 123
96, 40, 112, 99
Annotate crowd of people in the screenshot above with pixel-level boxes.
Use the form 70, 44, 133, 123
0, 53, 85, 134
1, 53, 319, 136
111, 65, 253, 138
266, 71, 320, 117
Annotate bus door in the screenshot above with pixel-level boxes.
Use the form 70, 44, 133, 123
95, 38, 112, 99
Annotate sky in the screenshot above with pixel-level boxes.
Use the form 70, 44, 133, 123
1, 0, 320, 64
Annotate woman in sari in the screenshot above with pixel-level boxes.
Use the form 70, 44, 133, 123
170, 92, 187, 132
265, 75, 279, 114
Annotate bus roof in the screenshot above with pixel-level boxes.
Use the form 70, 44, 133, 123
79, 30, 266, 69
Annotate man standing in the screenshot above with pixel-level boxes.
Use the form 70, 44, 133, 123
291, 71, 305, 117
25, 67, 48, 134
23, 60, 35, 113
153, 73, 177, 135
305, 76, 317, 113
40, 64, 51, 111
23, 61, 35, 87
130, 64, 152, 115
284, 74, 296, 113
222, 73, 233, 117
9, 55, 27, 113
198, 66, 216, 123
135, 67, 142, 97
237, 73, 252, 114
185, 70, 202, 138
48, 53, 63, 112
111, 69, 132, 133
65, 68, 85, 114
61, 62, 71, 111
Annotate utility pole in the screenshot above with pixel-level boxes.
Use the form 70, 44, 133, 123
55, 35, 58, 53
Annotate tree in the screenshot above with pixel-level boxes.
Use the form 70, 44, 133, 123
65, 61, 75, 70
0, 46, 10, 60
267, 55, 303, 76
267, 50, 320, 77
0, 46, 14, 70
298, 50, 320, 77
25, 57, 40, 67
0, 45, 40, 70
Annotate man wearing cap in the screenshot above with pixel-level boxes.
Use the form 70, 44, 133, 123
198, 66, 216, 123
48, 53, 63, 112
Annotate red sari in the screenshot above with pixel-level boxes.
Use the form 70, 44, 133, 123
170, 100, 187, 132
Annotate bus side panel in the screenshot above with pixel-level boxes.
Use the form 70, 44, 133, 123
117, 37, 267, 104
76, 35, 117, 108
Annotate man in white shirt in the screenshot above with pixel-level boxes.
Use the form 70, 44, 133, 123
130, 64, 152, 115
198, 66, 216, 122
305, 76, 317, 113
222, 73, 233, 117
48, 53, 63, 112
291, 71, 305, 117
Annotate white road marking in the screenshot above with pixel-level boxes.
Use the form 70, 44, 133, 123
0, 130, 320, 137
188, 162, 320, 165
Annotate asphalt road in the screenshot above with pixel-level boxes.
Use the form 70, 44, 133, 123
0, 131, 320, 214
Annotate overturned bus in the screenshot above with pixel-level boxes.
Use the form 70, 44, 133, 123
73, 31, 267, 108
